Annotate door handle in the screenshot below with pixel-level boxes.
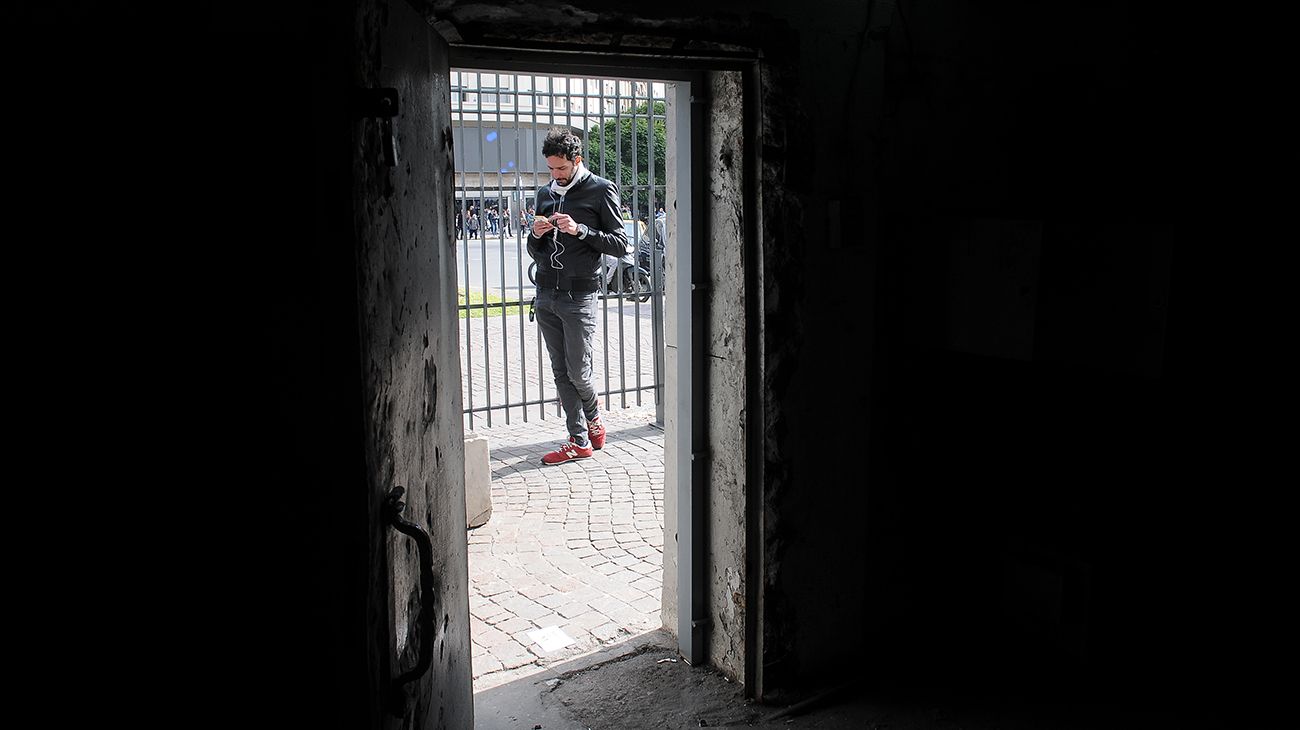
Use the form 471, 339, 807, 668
384, 486, 437, 701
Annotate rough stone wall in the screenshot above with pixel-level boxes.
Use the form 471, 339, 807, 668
756, 2, 887, 692
702, 69, 748, 680
355, 1, 473, 727
753, 51, 811, 697
658, 71, 750, 683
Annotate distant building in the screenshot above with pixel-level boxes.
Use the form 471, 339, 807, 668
451, 71, 666, 218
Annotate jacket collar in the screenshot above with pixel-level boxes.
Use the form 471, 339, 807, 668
549, 161, 592, 197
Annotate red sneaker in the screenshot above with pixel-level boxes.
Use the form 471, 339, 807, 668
542, 437, 594, 465
588, 417, 606, 450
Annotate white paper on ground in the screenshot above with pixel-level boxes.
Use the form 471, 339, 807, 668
526, 626, 576, 653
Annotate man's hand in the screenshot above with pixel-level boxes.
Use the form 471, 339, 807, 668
549, 213, 580, 236
532, 215, 555, 238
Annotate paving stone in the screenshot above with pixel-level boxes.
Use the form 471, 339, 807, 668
497, 647, 537, 670
529, 612, 564, 629
564, 587, 605, 604
604, 565, 640, 582
477, 580, 514, 596
590, 622, 630, 643
604, 602, 651, 625
585, 595, 632, 615
571, 611, 612, 630
599, 549, 630, 562
537, 592, 570, 609
472, 624, 513, 648
470, 602, 508, 623
471, 655, 503, 678
606, 585, 647, 603
630, 595, 661, 613
495, 616, 536, 634
556, 602, 590, 619
631, 576, 660, 592
483, 611, 513, 626
496, 598, 548, 622
593, 562, 621, 576
517, 583, 557, 600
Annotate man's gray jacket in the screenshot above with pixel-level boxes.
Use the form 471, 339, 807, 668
527, 172, 631, 291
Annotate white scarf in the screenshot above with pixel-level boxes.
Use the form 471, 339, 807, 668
545, 162, 591, 272
549, 161, 591, 197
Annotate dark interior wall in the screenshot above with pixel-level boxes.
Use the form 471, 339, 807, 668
207, 4, 374, 728
421, 0, 1262, 710
862, 0, 1246, 710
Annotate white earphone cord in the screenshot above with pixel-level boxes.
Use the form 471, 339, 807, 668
549, 194, 564, 270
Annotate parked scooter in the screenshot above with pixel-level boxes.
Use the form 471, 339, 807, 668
601, 251, 652, 303
637, 236, 666, 295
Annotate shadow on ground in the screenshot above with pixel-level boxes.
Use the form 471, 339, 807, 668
474, 629, 755, 730
489, 423, 665, 479
474, 629, 1202, 729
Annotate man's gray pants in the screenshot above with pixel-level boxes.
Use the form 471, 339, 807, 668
534, 287, 600, 447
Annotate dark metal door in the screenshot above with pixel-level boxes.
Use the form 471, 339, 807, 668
354, 2, 474, 727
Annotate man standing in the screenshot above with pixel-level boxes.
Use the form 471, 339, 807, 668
528, 129, 631, 464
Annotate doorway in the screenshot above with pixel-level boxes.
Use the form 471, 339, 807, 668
440, 49, 758, 705
450, 67, 679, 693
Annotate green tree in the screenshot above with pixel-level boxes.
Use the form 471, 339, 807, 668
585, 101, 666, 219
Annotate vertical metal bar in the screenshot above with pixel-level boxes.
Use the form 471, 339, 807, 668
514, 73, 529, 424
558, 74, 570, 420
600, 77, 611, 412
632, 80, 644, 407
456, 75, 475, 432
673, 74, 706, 667
535, 74, 547, 422
615, 80, 627, 409
497, 74, 512, 426
649, 82, 664, 424
687, 74, 709, 670
477, 74, 492, 428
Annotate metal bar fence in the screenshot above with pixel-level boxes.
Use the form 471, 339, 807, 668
451, 70, 669, 430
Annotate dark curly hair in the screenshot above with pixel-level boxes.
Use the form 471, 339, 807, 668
541, 128, 583, 161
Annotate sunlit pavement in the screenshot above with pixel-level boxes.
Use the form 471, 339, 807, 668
466, 403, 665, 692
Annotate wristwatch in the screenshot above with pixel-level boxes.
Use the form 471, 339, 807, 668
577, 223, 590, 240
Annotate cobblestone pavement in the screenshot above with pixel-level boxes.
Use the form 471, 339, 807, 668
467, 402, 665, 692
